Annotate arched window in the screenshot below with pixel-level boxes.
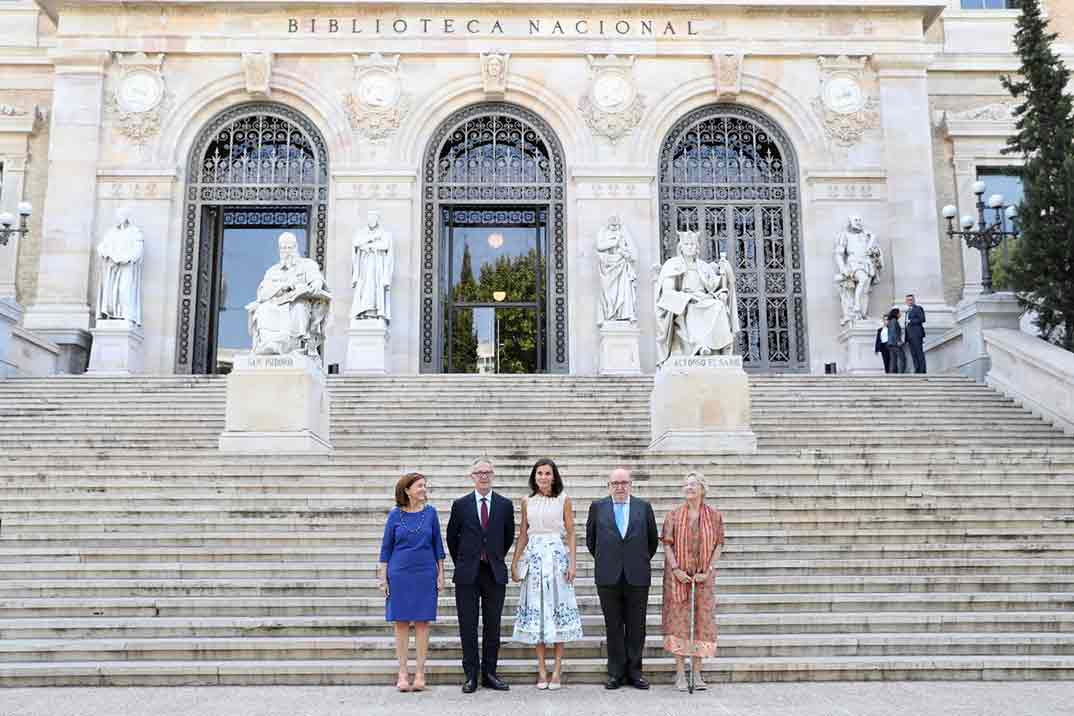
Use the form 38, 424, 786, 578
176, 103, 329, 374
659, 105, 807, 371
421, 103, 568, 373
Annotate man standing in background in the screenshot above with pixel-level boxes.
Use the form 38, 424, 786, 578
904, 294, 927, 373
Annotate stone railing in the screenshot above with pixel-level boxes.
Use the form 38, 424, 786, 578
984, 328, 1074, 436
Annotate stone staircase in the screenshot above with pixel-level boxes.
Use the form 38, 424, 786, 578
1, 374, 1073, 686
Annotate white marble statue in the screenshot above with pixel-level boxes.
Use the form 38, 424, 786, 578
96, 208, 144, 325
834, 215, 883, 325
595, 215, 638, 324
245, 232, 332, 358
350, 210, 393, 322
655, 231, 740, 366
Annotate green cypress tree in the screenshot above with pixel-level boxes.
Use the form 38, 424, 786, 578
1001, 0, 1074, 349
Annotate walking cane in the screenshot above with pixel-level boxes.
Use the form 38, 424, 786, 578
687, 579, 697, 694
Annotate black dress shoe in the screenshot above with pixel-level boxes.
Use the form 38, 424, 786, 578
628, 675, 650, 690
604, 677, 622, 690
482, 673, 510, 691
462, 677, 478, 693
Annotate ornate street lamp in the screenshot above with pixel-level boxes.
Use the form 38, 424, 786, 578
0, 202, 32, 247
941, 181, 1018, 294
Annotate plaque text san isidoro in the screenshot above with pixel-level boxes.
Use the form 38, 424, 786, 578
287, 17, 702, 37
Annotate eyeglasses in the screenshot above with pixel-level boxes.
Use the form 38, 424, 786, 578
609, 481, 631, 487
472, 470, 494, 477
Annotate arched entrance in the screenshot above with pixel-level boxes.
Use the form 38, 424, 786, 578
175, 102, 329, 374
420, 102, 568, 374
659, 104, 808, 372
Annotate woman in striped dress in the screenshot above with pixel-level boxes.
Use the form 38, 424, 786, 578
660, 471, 725, 691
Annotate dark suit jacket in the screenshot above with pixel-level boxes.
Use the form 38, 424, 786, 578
906, 304, 926, 341
874, 327, 885, 354
585, 497, 659, 587
446, 491, 515, 586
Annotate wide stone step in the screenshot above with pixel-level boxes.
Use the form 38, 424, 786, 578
2, 540, 1071, 563
2, 654, 1073, 686
6, 527, 1072, 549
5, 591, 1069, 618
3, 632, 1072, 663
5, 610, 1072, 640
3, 574, 1072, 600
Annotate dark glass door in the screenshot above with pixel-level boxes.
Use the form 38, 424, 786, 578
209, 207, 310, 373
442, 207, 547, 373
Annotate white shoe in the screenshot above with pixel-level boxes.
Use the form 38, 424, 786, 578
692, 671, 707, 690
675, 673, 688, 692
548, 681, 562, 691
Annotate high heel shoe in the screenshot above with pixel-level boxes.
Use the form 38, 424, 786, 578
412, 674, 426, 692
396, 673, 412, 692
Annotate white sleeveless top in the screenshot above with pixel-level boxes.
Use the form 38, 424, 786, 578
526, 493, 566, 536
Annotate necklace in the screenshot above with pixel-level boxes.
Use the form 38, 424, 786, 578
398, 505, 428, 534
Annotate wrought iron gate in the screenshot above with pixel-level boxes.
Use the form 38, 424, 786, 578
420, 102, 568, 373
658, 104, 808, 372
175, 103, 329, 374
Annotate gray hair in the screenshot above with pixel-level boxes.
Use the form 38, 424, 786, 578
684, 471, 707, 495
470, 455, 495, 472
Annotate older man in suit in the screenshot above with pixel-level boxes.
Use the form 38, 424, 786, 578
447, 456, 515, 693
586, 467, 659, 690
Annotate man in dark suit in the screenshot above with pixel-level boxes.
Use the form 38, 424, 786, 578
447, 456, 515, 693
904, 293, 927, 373
586, 467, 659, 691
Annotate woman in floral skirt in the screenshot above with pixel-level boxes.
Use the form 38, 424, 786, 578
511, 458, 583, 690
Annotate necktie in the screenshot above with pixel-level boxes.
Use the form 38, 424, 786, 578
480, 497, 489, 562
615, 502, 627, 538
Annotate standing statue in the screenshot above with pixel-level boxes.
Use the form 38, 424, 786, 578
350, 210, 393, 322
595, 215, 638, 324
834, 215, 883, 325
96, 208, 144, 325
245, 232, 332, 358
655, 231, 740, 366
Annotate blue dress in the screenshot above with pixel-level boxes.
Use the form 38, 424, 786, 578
379, 505, 446, 622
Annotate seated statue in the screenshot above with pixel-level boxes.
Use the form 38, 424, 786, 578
246, 232, 332, 359
655, 231, 740, 366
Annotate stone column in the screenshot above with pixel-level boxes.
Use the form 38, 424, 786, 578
873, 53, 954, 332
21, 50, 111, 373
951, 156, 985, 300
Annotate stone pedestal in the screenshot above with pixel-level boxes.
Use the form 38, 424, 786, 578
0, 297, 22, 378
219, 353, 332, 453
837, 320, 885, 375
649, 355, 757, 453
344, 317, 390, 375
955, 292, 1023, 381
86, 318, 144, 375
598, 322, 642, 376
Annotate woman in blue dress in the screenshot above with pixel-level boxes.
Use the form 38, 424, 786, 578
377, 472, 445, 692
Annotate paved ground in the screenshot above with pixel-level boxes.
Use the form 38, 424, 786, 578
3, 682, 1074, 716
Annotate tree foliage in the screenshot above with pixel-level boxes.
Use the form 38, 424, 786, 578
1001, 0, 1074, 350
446, 242, 543, 373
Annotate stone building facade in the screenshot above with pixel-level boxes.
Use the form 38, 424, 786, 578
0, 0, 1070, 376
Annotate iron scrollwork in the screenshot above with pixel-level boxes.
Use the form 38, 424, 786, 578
175, 103, 330, 374
659, 104, 808, 372
420, 102, 568, 373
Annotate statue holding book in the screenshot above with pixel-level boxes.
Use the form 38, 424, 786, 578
654, 230, 740, 366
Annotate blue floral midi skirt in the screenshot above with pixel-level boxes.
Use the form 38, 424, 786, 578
511, 534, 584, 645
